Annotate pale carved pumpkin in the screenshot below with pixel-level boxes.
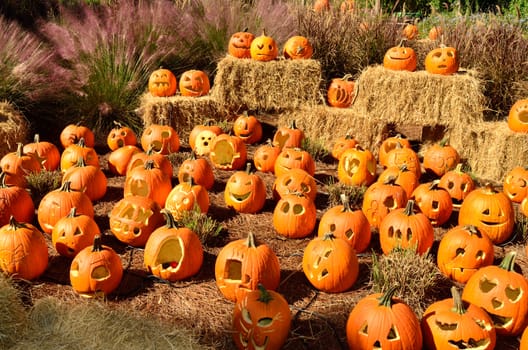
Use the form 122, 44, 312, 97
164, 179, 210, 220
337, 145, 377, 186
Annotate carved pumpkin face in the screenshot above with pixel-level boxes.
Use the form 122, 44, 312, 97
274, 147, 316, 178
283, 35, 313, 60
107, 125, 137, 151
378, 134, 412, 167
233, 112, 263, 145
425, 46, 459, 75
250, 31, 278, 62
383, 145, 422, 180
272, 168, 317, 202
422, 139, 461, 177
253, 141, 281, 173
177, 155, 215, 191
148, 68, 177, 97
503, 166, 528, 203
272, 120, 305, 150
438, 164, 475, 208
123, 160, 173, 208
228, 31, 255, 59
209, 134, 247, 171
383, 45, 417, 71
224, 165, 267, 214
410, 181, 453, 227
361, 178, 408, 229
179, 69, 210, 97
272, 193, 317, 239
193, 130, 219, 157
331, 134, 358, 161
140, 124, 180, 155
508, 99, 528, 132
327, 76, 355, 108
164, 181, 210, 219
52, 208, 100, 259
337, 145, 377, 186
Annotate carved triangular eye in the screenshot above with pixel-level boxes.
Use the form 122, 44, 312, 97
387, 325, 400, 341
359, 322, 368, 335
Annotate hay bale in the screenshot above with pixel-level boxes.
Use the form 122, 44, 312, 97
138, 94, 231, 140
210, 56, 322, 112
448, 121, 528, 183
351, 65, 487, 128
0, 101, 29, 158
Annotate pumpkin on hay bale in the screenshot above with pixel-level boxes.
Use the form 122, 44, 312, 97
0, 101, 29, 159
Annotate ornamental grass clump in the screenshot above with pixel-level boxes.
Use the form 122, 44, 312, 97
0, 275, 28, 349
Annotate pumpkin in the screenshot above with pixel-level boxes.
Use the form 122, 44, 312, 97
62, 156, 107, 202
51, 207, 100, 259
188, 120, 223, 156
425, 45, 459, 75
428, 25, 443, 40
59, 124, 95, 149
70, 235, 123, 298
462, 251, 528, 336
502, 166, 528, 203
232, 284, 291, 350
109, 195, 165, 247
253, 139, 281, 173
224, 163, 266, 214
340, 0, 355, 12
317, 193, 371, 253
522, 196, 528, 217
123, 160, 172, 208
382, 142, 422, 180
274, 147, 316, 178
422, 138, 460, 177
177, 151, 215, 191
337, 145, 377, 186
327, 75, 355, 108
361, 176, 408, 229
402, 23, 419, 40
107, 145, 142, 176
521, 326, 528, 350
106, 122, 137, 151
410, 180, 453, 227
436, 225, 494, 283
346, 286, 423, 350
126, 146, 173, 180
209, 133, 247, 171
143, 210, 203, 282
148, 67, 177, 97
272, 167, 317, 202
250, 30, 278, 62
302, 233, 359, 293
383, 42, 417, 71
438, 163, 475, 208
313, 0, 330, 12
0, 172, 35, 227
164, 179, 210, 219
228, 30, 255, 59
140, 124, 180, 155
378, 199, 434, 255
215, 232, 281, 302
232, 111, 263, 145
377, 163, 419, 199
421, 286, 496, 350
331, 133, 358, 161
0, 216, 48, 281
37, 181, 94, 234
179, 69, 210, 97
23, 134, 60, 171
282, 35, 313, 59
272, 120, 305, 150
60, 138, 99, 173
378, 134, 412, 167
272, 192, 317, 239
0, 142, 42, 177
508, 99, 528, 132
458, 183, 514, 244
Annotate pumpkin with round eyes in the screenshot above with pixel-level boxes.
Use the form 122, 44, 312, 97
361, 176, 408, 229
215, 232, 280, 302
422, 286, 496, 350
331, 133, 358, 161
250, 30, 278, 62
140, 124, 180, 155
272, 167, 317, 202
438, 163, 475, 208
164, 180, 210, 220
52, 207, 100, 259
422, 138, 460, 177
228, 30, 255, 59
410, 180, 453, 227
337, 145, 377, 187
274, 147, 315, 178
188, 120, 224, 154
383, 43, 417, 71
283, 35, 313, 60
508, 99, 528, 132
346, 286, 423, 350
462, 251, 528, 336
425, 45, 459, 75
232, 284, 291, 350
327, 75, 355, 108
502, 166, 528, 203
148, 67, 177, 97
179, 69, 210, 97
106, 123, 137, 151
436, 225, 494, 283
272, 192, 317, 239
458, 183, 514, 245
253, 139, 281, 173
224, 163, 266, 214
232, 111, 263, 145
177, 151, 215, 191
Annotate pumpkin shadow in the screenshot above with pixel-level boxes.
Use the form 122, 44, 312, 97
41, 254, 73, 285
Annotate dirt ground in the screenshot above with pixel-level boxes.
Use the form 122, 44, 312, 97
23, 119, 527, 350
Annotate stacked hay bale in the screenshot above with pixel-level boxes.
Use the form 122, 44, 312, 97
0, 101, 29, 158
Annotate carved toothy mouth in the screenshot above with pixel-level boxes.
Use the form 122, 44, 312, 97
447, 338, 491, 349
488, 313, 513, 330
152, 82, 170, 87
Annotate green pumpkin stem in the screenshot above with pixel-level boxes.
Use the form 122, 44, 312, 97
257, 283, 274, 304
463, 225, 482, 238
439, 137, 450, 147
402, 199, 416, 216
8, 215, 28, 230
289, 119, 298, 130
67, 207, 78, 218
498, 251, 517, 272
76, 156, 87, 168
450, 286, 467, 315
60, 181, 73, 192
378, 286, 399, 307
16, 142, 23, 156
76, 137, 86, 147
246, 232, 258, 248
160, 209, 179, 229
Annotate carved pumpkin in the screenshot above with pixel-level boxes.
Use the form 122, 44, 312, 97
215, 232, 280, 302
410, 180, 453, 227
378, 134, 412, 167
502, 166, 528, 203
422, 138, 460, 177
377, 164, 419, 199
177, 151, 215, 191
274, 147, 315, 178
250, 30, 278, 62
179, 69, 210, 97
425, 45, 459, 75
70, 236, 123, 298
232, 111, 263, 145
327, 75, 355, 108
228, 30, 255, 59
272, 120, 305, 150
106, 123, 137, 151
361, 176, 408, 229
508, 99, 528, 132
224, 163, 267, 214
126, 147, 173, 180
383, 43, 417, 71
52, 207, 100, 259
438, 163, 475, 208
0, 172, 35, 227
331, 133, 358, 161
140, 124, 180, 155
23, 134, 60, 171
123, 160, 173, 208
59, 124, 95, 149
209, 134, 247, 171
382, 142, 422, 180
164, 180, 210, 219
272, 167, 317, 202
188, 120, 223, 156
253, 139, 281, 173
337, 145, 377, 186
148, 67, 177, 97
283, 35, 313, 60
272, 192, 316, 239
521, 326, 528, 350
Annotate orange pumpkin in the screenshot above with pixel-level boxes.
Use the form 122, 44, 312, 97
188, 120, 224, 154
123, 160, 173, 208
283, 35, 313, 60
402, 23, 419, 40
383, 43, 417, 71
179, 69, 210, 97
59, 124, 95, 149
0, 172, 35, 226
224, 163, 267, 214
274, 147, 316, 178
272, 192, 316, 239
331, 133, 358, 161
107, 145, 142, 176
377, 164, 419, 199
253, 139, 281, 173
337, 145, 377, 186
60, 138, 99, 173
508, 99, 528, 133
209, 134, 247, 171
61, 156, 108, 202
428, 25, 443, 40
378, 134, 412, 167
438, 163, 475, 208
502, 166, 528, 203
272, 167, 317, 202
361, 176, 408, 229
23, 134, 60, 171
51, 207, 100, 259
0, 142, 42, 177
126, 147, 173, 180
410, 180, 453, 227
232, 111, 263, 145
313, 0, 330, 12
164, 180, 210, 219
106, 123, 137, 151
327, 75, 355, 108
140, 124, 180, 155
177, 151, 215, 191
272, 120, 305, 150
228, 30, 255, 59
422, 138, 460, 177
382, 143, 422, 180
148, 67, 177, 97
425, 45, 459, 75
250, 30, 278, 62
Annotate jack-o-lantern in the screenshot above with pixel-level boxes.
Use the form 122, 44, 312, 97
383, 43, 417, 71
382, 143, 422, 180
458, 183, 514, 245
177, 151, 215, 191
250, 30, 278, 62
253, 139, 281, 173
209, 134, 247, 171
232, 284, 291, 350
188, 120, 224, 155
164, 180, 210, 219
503, 166, 528, 203
0, 216, 48, 281
123, 160, 173, 208
377, 164, 419, 199
272, 168, 317, 202
282, 35, 313, 60
346, 286, 423, 350
436, 225, 494, 283
462, 251, 528, 336
274, 147, 315, 178
337, 145, 377, 186
425, 45, 459, 75
228, 30, 255, 59
232, 111, 263, 145
140, 124, 180, 155
378, 134, 412, 167
143, 210, 203, 282
0, 172, 35, 227
410, 180, 453, 227
224, 163, 267, 214
317, 193, 371, 253
361, 176, 408, 229
438, 163, 475, 208
272, 192, 316, 239
109, 195, 165, 247
508, 99, 528, 132
422, 138, 460, 177
402, 23, 419, 40
70, 236, 123, 298
272, 120, 305, 150
23, 133, 60, 171
106, 123, 137, 151
331, 133, 358, 161
302, 233, 359, 293
52, 207, 100, 259
148, 67, 177, 97
521, 326, 528, 350
422, 286, 496, 350
179, 69, 210, 97
327, 75, 355, 108
59, 124, 95, 149
215, 232, 280, 302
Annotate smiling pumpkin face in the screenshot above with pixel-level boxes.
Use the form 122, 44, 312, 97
228, 31, 255, 59
179, 69, 210, 97
383, 45, 417, 71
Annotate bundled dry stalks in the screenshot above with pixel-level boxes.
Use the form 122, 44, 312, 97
0, 101, 29, 158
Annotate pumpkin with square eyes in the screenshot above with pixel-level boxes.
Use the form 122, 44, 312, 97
462, 251, 528, 336
224, 163, 266, 214
148, 67, 177, 97
436, 225, 494, 284
508, 98, 528, 132
383, 43, 417, 71
410, 180, 453, 227
274, 147, 315, 178
337, 145, 377, 187
438, 163, 475, 208
232, 284, 291, 350
425, 45, 459, 75
272, 193, 316, 239
228, 30, 255, 59
179, 69, 210, 97
250, 30, 278, 62
346, 286, 423, 350
502, 166, 528, 203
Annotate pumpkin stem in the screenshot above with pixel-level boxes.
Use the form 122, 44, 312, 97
246, 232, 258, 248
0, 172, 7, 188
33, 134, 41, 143
439, 137, 450, 147
245, 162, 253, 174
289, 120, 298, 130
322, 232, 336, 240
257, 283, 274, 304
60, 180, 73, 192
498, 251, 517, 272
75, 156, 87, 168
453, 163, 464, 173
382, 175, 398, 185
16, 142, 23, 156
463, 225, 482, 238
160, 209, 178, 229
428, 179, 441, 190
189, 150, 197, 160
8, 215, 28, 230
92, 235, 103, 252
76, 137, 86, 147
403, 199, 416, 216
377, 286, 399, 307
450, 286, 467, 315
67, 207, 78, 218
340, 193, 352, 212
112, 120, 123, 128
482, 183, 497, 194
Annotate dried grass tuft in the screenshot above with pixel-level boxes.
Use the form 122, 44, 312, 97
0, 100, 29, 158
0, 275, 28, 349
